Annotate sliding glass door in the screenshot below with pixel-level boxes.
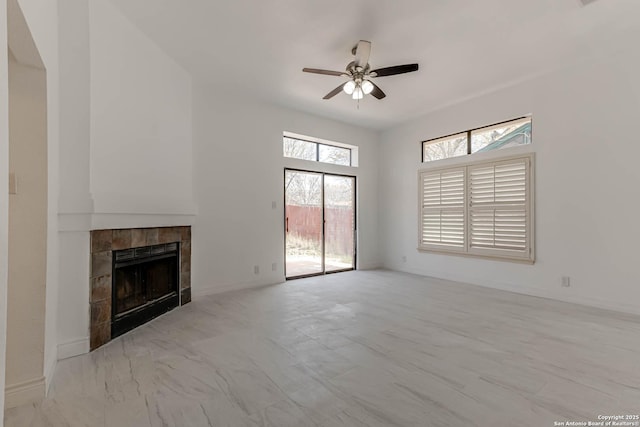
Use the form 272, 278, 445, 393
284, 170, 324, 277
324, 175, 355, 273
285, 169, 356, 279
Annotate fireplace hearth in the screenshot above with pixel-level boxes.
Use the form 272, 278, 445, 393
112, 243, 179, 338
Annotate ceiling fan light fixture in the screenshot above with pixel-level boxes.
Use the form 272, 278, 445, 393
352, 86, 364, 100
362, 80, 374, 95
343, 80, 356, 95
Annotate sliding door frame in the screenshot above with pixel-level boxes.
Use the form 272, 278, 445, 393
284, 168, 357, 280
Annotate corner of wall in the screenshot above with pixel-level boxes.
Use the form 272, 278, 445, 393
44, 351, 56, 392
0, 0, 9, 422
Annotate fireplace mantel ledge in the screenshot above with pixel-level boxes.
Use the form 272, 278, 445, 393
59, 211, 196, 232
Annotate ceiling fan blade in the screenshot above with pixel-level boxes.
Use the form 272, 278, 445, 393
354, 40, 371, 69
370, 63, 419, 77
369, 81, 386, 99
303, 68, 345, 77
323, 83, 346, 99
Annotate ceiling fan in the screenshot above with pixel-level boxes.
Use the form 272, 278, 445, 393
303, 40, 419, 101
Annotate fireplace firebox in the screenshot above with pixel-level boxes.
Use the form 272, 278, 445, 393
111, 243, 179, 338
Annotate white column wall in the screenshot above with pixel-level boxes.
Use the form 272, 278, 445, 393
88, 0, 194, 217
56, 0, 92, 361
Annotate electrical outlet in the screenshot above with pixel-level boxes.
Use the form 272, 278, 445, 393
561, 276, 571, 287
401, 256, 407, 263
271, 201, 276, 209
271, 262, 277, 271
254, 265, 260, 275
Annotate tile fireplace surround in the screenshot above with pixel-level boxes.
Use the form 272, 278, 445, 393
90, 226, 191, 350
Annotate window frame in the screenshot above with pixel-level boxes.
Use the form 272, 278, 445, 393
418, 152, 535, 264
422, 116, 532, 163
284, 135, 352, 167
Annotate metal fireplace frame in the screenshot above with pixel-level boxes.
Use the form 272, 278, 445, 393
111, 242, 180, 338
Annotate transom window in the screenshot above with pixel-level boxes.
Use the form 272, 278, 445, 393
423, 117, 532, 163
284, 134, 353, 166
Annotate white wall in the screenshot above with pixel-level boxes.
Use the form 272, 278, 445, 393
192, 88, 380, 296
0, 0, 10, 421
5, 53, 47, 408
14, 0, 60, 395
89, 0, 194, 216
379, 38, 640, 315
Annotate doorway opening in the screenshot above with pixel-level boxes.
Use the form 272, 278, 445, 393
284, 169, 356, 279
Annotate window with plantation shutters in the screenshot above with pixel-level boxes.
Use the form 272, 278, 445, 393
419, 168, 466, 252
419, 154, 534, 263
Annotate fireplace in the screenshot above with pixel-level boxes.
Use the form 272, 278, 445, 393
90, 226, 191, 350
112, 243, 179, 338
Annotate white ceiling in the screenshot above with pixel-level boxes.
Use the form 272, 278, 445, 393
107, 0, 640, 130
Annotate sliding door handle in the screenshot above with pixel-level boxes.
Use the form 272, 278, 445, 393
286, 217, 289, 233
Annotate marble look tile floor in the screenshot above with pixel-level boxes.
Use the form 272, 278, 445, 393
5, 270, 640, 426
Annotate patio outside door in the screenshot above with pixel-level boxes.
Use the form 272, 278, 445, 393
285, 169, 355, 279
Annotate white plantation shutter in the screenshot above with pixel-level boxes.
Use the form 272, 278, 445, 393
419, 154, 534, 262
419, 168, 466, 252
468, 157, 531, 259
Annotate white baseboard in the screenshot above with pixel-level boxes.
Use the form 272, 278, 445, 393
57, 337, 90, 360
192, 278, 283, 299
358, 263, 383, 270
489, 280, 640, 317
386, 265, 640, 317
192, 268, 382, 300
5, 377, 45, 409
